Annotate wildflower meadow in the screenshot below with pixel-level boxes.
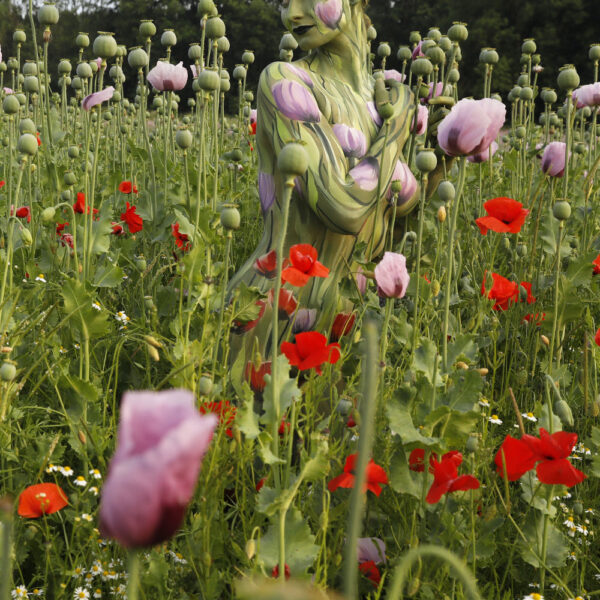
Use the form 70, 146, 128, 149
1, 1, 600, 600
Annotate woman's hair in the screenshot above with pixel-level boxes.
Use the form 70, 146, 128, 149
362, 0, 371, 29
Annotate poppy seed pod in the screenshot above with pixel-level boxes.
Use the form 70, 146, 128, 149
128, 47, 148, 70
557, 65, 580, 91
532, 53, 541, 65
76, 62, 92, 79
541, 88, 557, 104
411, 58, 433, 77
70, 75, 82, 90
220, 205, 241, 230
217, 36, 230, 53
175, 129, 193, 149
139, 20, 156, 38
517, 73, 529, 86
41, 206, 56, 222
520, 87, 533, 101
23, 76, 39, 94
589, 44, 600, 62
553, 201, 571, 221
197, 0, 216, 16
232, 65, 246, 80
198, 375, 213, 396
420, 38, 436, 54
447, 22, 468, 42
377, 42, 391, 58
367, 26, 377, 41
17, 133, 38, 156
23, 61, 37, 76
428, 27, 442, 42
482, 49, 499, 65
521, 38, 536, 55
161, 29, 177, 48
415, 149, 437, 172
13, 29, 26, 44
277, 142, 309, 177
437, 180, 455, 202
242, 50, 255, 65
205, 17, 225, 40
198, 69, 220, 92
93, 33, 117, 59
448, 68, 460, 83
409, 31, 421, 45
38, 3, 59, 26
280, 32, 298, 51
0, 361, 16, 381
426, 46, 446, 65
396, 46, 411, 62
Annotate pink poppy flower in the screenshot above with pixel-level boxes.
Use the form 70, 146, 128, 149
374, 252, 410, 299
314, 0, 342, 29
388, 160, 417, 204
272, 79, 320, 122
82, 86, 115, 111
468, 141, 498, 163
411, 104, 429, 135
541, 142, 567, 177
147, 61, 188, 91
349, 157, 379, 191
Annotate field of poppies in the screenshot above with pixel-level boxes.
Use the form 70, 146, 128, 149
2, 2, 600, 600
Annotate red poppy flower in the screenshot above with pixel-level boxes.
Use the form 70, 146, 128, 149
520, 281, 536, 304
268, 288, 297, 318
426, 452, 480, 504
347, 414, 356, 428
281, 331, 340, 375
15, 206, 31, 223
233, 300, 266, 333
56, 222, 68, 234
593, 254, 600, 275
523, 312, 546, 326
120, 202, 143, 234
256, 477, 266, 492
250, 121, 257, 135
73, 193, 98, 216
172, 223, 191, 252
199, 400, 236, 438
475, 197, 529, 235
281, 244, 329, 287
409, 448, 426, 472
481, 272, 519, 311
18, 483, 68, 518
111, 222, 124, 235
60, 233, 74, 249
271, 564, 291, 580
331, 312, 356, 342
278, 419, 290, 436
0, 181, 5, 189
254, 250, 288, 278
244, 360, 271, 393
118, 181, 138, 194
36, 132, 41, 146
359, 561, 381, 586
328, 453, 389, 497
595, 328, 600, 347
495, 429, 587, 487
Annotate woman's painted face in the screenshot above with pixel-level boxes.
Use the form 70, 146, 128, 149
280, 0, 345, 51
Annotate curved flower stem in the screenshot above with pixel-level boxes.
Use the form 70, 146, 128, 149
442, 156, 467, 371
343, 320, 378, 600
548, 220, 564, 372
411, 173, 429, 355
367, 121, 390, 262
126, 550, 141, 600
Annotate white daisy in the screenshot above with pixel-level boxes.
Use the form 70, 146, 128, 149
73, 588, 90, 600
523, 594, 544, 600
91, 302, 102, 311
89, 486, 99, 496
81, 513, 93, 522
89, 469, 102, 479
478, 398, 490, 408
11, 586, 28, 599
35, 275, 46, 283
488, 414, 503, 425
60, 466, 74, 477
74, 476, 87, 487
522, 412, 537, 422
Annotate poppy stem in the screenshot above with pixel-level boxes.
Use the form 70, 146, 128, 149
126, 550, 141, 600
539, 485, 554, 593
411, 173, 428, 355
343, 320, 378, 600
0, 498, 12, 600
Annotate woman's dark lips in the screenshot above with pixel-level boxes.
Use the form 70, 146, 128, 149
293, 25, 313, 35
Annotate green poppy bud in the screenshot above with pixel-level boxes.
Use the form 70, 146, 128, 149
589, 44, 600, 62
0, 361, 17, 381
541, 88, 557, 104
198, 375, 213, 395
447, 22, 468, 42
367, 25, 377, 41
396, 46, 411, 62
41, 206, 56, 222
437, 180, 455, 202
220, 205, 241, 231
38, 3, 59, 26
409, 31, 421, 45
205, 17, 225, 40
553, 200, 571, 221
17, 133, 38, 156
3, 94, 19, 115
188, 44, 202, 62
63, 171, 77, 186
197, 0, 216, 16
557, 65, 580, 91
175, 128, 193, 149
415, 148, 437, 172
573, 502, 584, 515
520, 86, 533, 101
13, 29, 26, 44
517, 73, 529, 87
448, 68, 460, 83
554, 399, 574, 426
244, 90, 254, 102
161, 29, 177, 47
277, 142, 308, 177
377, 42, 391, 58
466, 435, 479, 453
18, 119, 35, 134
232, 65, 246, 80
76, 62, 92, 79
139, 20, 156, 38
231, 148, 243, 162
128, 47, 148, 70
532, 53, 541, 65
20, 227, 33, 246
242, 49, 255, 65
198, 68, 220, 91
58, 59, 71, 75
521, 38, 536, 55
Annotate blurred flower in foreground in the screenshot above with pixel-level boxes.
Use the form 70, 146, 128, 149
99, 389, 217, 547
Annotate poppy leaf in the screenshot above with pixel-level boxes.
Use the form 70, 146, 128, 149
386, 399, 439, 448
236, 383, 260, 440
412, 338, 442, 385
261, 355, 300, 427
92, 264, 124, 288
389, 446, 421, 498
519, 516, 568, 568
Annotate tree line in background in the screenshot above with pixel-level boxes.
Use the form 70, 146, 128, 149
1, 0, 599, 107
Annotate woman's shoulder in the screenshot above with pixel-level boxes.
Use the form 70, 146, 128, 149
259, 60, 314, 89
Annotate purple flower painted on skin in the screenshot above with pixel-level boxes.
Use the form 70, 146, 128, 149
292, 308, 318, 333
357, 537, 387, 564
258, 171, 276, 213
314, 0, 342, 29
468, 141, 498, 163
541, 141, 567, 177
272, 79, 320, 122
147, 61, 188, 91
437, 98, 505, 157
374, 252, 410, 299
332, 123, 367, 159
411, 104, 428, 136
366, 101, 383, 127
350, 157, 379, 191
383, 69, 406, 83
98, 389, 217, 548
389, 160, 417, 204
82, 86, 115, 111
287, 64, 314, 88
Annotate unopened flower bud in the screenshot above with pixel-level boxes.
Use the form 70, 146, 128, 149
78, 430, 87, 445
456, 361, 468, 370
146, 343, 160, 362
541, 334, 550, 347
437, 205, 446, 222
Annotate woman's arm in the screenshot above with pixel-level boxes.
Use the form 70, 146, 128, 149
256, 61, 414, 236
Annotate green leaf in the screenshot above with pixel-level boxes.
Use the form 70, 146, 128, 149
232, 283, 264, 323
90, 216, 114, 254
386, 397, 438, 448
261, 355, 300, 427
389, 446, 421, 498
519, 516, 568, 568
446, 334, 478, 368
92, 263, 124, 288
445, 370, 484, 412
564, 251, 595, 289
520, 473, 556, 516
299, 439, 329, 483
412, 338, 442, 385
258, 432, 285, 465
61, 278, 109, 338
258, 508, 319, 573
256, 486, 281, 516
236, 383, 260, 440
424, 406, 480, 448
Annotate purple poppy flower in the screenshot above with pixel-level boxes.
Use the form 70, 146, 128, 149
95, 57, 102, 70
287, 64, 314, 88
4, 87, 13, 94
366, 101, 383, 127
259, 171, 276, 213
437, 98, 506, 157
357, 537, 386, 564
468, 141, 498, 163
98, 389, 217, 548
190, 64, 198, 78
292, 308, 318, 333
82, 86, 115, 111
250, 108, 257, 125
356, 266, 367, 296
541, 141, 567, 177
350, 157, 379, 191
412, 41, 425, 60
573, 82, 600, 107
314, 0, 342, 29
384, 69, 406, 83
332, 123, 367, 159
374, 251, 410, 299
272, 79, 320, 123
411, 104, 428, 135
389, 160, 417, 204
147, 61, 188, 91
426, 81, 444, 100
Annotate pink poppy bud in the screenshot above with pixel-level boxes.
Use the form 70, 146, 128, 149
374, 251, 410, 299
287, 64, 313, 87
272, 80, 320, 122
82, 86, 115, 111
147, 61, 188, 91
383, 69, 406, 83
389, 160, 417, 204
468, 141, 498, 163
356, 266, 367, 296
3, 87, 13, 94
437, 98, 505, 157
426, 81, 444, 100
411, 104, 428, 135
366, 101, 383, 127
349, 157, 379, 191
541, 141, 567, 177
332, 123, 367, 159
292, 308, 318, 333
99, 389, 217, 548
258, 171, 276, 213
190, 64, 198, 78
250, 108, 257, 124
412, 41, 425, 60
357, 537, 387, 565
314, 0, 342, 29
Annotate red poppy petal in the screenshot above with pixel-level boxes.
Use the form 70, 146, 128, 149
281, 267, 310, 287
328, 472, 355, 492
295, 331, 327, 359
540, 429, 578, 459
308, 261, 330, 278
483, 197, 526, 223
536, 458, 587, 487
495, 435, 537, 480
345, 453, 358, 472
448, 474, 480, 493
366, 481, 383, 496
280, 341, 302, 367
426, 479, 451, 504
366, 461, 389, 485
476, 216, 512, 234
290, 243, 318, 262
506, 210, 529, 233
